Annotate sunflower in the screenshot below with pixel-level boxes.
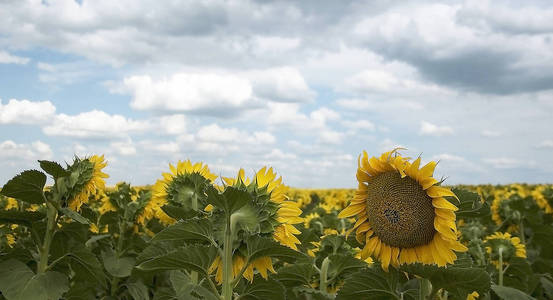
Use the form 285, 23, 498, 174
222, 167, 303, 250
209, 167, 303, 283
144, 160, 217, 225
467, 291, 479, 300
339, 149, 467, 270
68, 155, 109, 211
532, 185, 553, 214
485, 232, 526, 263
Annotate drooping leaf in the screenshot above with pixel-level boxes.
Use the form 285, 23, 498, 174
151, 218, 214, 245
0, 210, 45, 226
336, 267, 400, 300
126, 280, 150, 300
246, 236, 306, 263
491, 285, 536, 300
239, 276, 286, 300
274, 263, 316, 287
0, 259, 69, 300
39, 160, 69, 179
60, 207, 90, 224
68, 247, 108, 289
327, 254, 367, 280
102, 249, 135, 278
137, 245, 218, 276
1, 170, 46, 204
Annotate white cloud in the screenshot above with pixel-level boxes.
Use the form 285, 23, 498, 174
37, 61, 100, 85
0, 99, 56, 125
0, 51, 30, 65
537, 140, 553, 149
419, 121, 454, 136
342, 120, 375, 131
483, 157, 524, 169
197, 123, 276, 145
122, 73, 254, 113
250, 67, 315, 103
158, 114, 187, 135
110, 141, 137, 156
0, 140, 52, 161
43, 110, 149, 138
337, 98, 424, 112
432, 153, 466, 163
252, 36, 301, 54
263, 149, 297, 160
481, 130, 501, 137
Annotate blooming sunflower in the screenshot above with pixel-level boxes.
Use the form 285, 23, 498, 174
532, 185, 553, 214
485, 232, 526, 262
209, 254, 276, 283
68, 155, 109, 211
339, 149, 467, 270
144, 160, 217, 225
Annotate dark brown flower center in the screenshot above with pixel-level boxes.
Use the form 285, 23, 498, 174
365, 171, 436, 248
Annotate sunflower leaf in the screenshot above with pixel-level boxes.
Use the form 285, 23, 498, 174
38, 160, 70, 179
0, 210, 46, 226
1, 170, 46, 204
246, 236, 306, 263
274, 263, 317, 287
206, 185, 251, 215
451, 188, 490, 218
136, 245, 218, 276
238, 275, 286, 300
401, 264, 491, 298
336, 267, 400, 300
60, 207, 90, 224
151, 218, 215, 245
491, 285, 536, 300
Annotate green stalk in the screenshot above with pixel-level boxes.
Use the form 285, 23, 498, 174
222, 216, 233, 300
111, 221, 126, 296
190, 193, 199, 284
37, 202, 57, 274
519, 220, 526, 245
420, 278, 432, 300
498, 247, 504, 286
319, 257, 331, 294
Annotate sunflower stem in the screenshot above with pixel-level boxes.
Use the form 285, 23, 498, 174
319, 256, 331, 294
190, 193, 199, 285
519, 219, 525, 245
498, 247, 504, 286
37, 202, 57, 274
222, 215, 234, 300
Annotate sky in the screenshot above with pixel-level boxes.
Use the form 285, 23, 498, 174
1, 0, 553, 188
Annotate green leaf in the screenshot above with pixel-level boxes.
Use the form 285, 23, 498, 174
38, 160, 69, 179
0, 210, 45, 226
169, 270, 196, 299
0, 259, 69, 300
68, 247, 108, 289
246, 236, 306, 263
161, 204, 197, 220
491, 285, 536, 300
126, 280, 150, 300
452, 188, 490, 218
540, 276, 553, 299
401, 264, 491, 298
1, 170, 46, 204
206, 186, 251, 214
239, 276, 286, 300
336, 267, 400, 300
151, 218, 214, 244
60, 207, 90, 224
102, 249, 135, 278
327, 254, 367, 280
136, 245, 217, 276
230, 204, 258, 234
274, 263, 316, 287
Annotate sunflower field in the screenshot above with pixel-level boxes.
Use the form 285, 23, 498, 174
1, 150, 553, 300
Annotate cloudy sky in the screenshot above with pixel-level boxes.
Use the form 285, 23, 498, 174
1, 0, 553, 187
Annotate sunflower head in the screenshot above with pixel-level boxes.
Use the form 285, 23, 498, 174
484, 232, 526, 263
339, 149, 467, 270
221, 166, 303, 250
66, 155, 109, 211
146, 160, 217, 225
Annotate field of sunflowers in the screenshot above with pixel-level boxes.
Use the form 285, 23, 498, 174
1, 150, 553, 300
